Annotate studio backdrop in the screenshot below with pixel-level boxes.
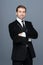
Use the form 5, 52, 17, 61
0, 0, 43, 65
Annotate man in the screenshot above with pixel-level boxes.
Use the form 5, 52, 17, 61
8, 5, 38, 65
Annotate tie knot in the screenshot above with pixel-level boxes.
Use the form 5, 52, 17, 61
22, 21, 23, 23
22, 21, 25, 26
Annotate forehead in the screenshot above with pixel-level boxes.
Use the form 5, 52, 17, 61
18, 8, 26, 11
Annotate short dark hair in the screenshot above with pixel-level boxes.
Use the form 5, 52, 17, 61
16, 5, 26, 12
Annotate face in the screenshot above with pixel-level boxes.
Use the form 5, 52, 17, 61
16, 8, 26, 20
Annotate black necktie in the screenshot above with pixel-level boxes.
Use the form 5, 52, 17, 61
22, 21, 26, 31
22, 21, 25, 27
22, 21, 28, 40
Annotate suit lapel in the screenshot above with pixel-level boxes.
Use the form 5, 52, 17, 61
15, 20, 30, 32
16, 20, 23, 30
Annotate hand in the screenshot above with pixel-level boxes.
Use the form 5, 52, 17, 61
28, 38, 32, 42
18, 32, 26, 37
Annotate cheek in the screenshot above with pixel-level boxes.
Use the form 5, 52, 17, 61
17, 13, 21, 16
23, 13, 26, 16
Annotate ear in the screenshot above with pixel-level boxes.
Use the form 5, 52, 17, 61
16, 12, 17, 16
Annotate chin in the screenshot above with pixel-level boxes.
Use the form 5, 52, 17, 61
20, 17, 25, 20
19, 18, 23, 20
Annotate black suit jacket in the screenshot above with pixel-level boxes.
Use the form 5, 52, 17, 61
8, 20, 38, 61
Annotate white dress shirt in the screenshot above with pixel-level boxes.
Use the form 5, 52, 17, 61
16, 17, 26, 37
16, 17, 32, 41
16, 17, 25, 27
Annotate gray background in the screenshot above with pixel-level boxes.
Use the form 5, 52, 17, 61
0, 0, 43, 65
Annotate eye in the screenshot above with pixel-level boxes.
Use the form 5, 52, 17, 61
19, 11, 21, 13
23, 11, 25, 13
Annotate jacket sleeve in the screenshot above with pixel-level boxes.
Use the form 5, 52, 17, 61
27, 22, 38, 39
8, 23, 27, 43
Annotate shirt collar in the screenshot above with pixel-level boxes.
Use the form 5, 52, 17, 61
16, 17, 22, 22
16, 17, 23, 27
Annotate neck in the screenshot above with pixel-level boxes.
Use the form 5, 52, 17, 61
17, 17, 25, 20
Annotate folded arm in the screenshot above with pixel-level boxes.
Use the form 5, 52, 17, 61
8, 24, 27, 43
27, 22, 38, 39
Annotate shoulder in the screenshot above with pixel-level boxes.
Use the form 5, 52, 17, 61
8, 20, 17, 28
25, 21, 32, 25
25, 21, 33, 28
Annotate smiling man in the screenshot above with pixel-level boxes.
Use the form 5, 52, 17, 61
8, 5, 38, 65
